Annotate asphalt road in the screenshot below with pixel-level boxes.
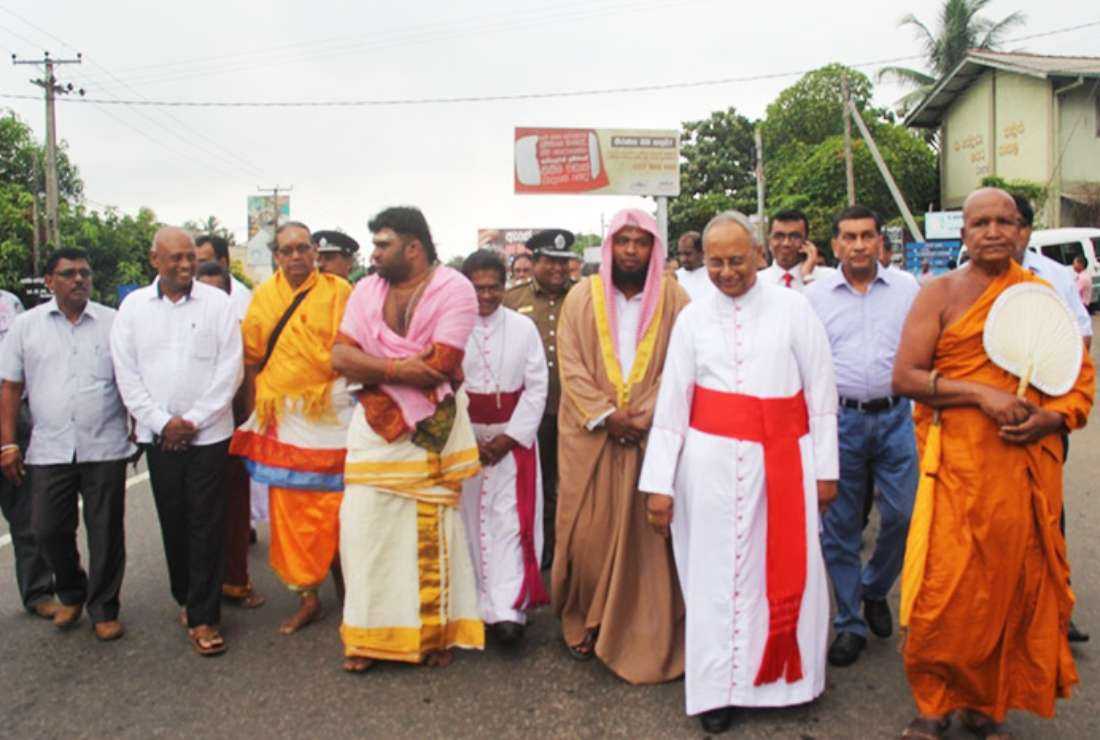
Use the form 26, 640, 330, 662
3, 344, 1100, 738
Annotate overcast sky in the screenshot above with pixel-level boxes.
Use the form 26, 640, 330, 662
0, 0, 1095, 260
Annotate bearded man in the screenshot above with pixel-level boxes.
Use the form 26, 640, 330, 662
553, 208, 690, 683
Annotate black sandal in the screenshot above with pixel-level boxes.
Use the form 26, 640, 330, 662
901, 716, 950, 739
959, 710, 1012, 739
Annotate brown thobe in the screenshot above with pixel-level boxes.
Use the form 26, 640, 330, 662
552, 275, 689, 684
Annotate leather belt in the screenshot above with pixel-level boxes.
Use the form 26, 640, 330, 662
839, 395, 903, 413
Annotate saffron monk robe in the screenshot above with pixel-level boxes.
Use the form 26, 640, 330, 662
229, 222, 354, 635
893, 188, 1096, 740
639, 210, 839, 735
553, 207, 690, 684
332, 207, 482, 673
458, 251, 549, 646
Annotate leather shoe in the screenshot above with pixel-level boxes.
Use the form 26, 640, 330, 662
53, 603, 83, 629
863, 598, 893, 638
93, 620, 125, 642
31, 599, 62, 620
827, 632, 866, 667
698, 707, 735, 734
1068, 620, 1090, 643
492, 621, 525, 647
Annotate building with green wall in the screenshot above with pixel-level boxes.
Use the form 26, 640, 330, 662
905, 51, 1100, 227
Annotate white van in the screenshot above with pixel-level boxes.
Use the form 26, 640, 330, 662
1025, 228, 1100, 299
958, 228, 1100, 301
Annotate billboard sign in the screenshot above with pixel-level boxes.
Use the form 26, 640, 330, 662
247, 195, 290, 239
514, 127, 680, 196
477, 227, 554, 256
905, 240, 962, 276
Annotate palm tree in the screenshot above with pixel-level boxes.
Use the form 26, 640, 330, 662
878, 0, 1026, 113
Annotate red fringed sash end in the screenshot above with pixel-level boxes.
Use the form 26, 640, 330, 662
509, 443, 549, 610
753, 627, 804, 686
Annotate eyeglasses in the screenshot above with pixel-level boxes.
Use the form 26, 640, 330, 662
276, 243, 313, 258
769, 232, 805, 244
53, 268, 92, 279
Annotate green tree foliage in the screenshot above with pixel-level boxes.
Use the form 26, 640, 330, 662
572, 232, 601, 255
877, 0, 1026, 112
760, 64, 876, 157
669, 107, 757, 237
183, 215, 237, 245
768, 127, 939, 246
755, 64, 938, 248
60, 205, 159, 305
0, 110, 159, 305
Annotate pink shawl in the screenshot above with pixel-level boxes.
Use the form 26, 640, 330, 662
340, 266, 477, 428
597, 208, 666, 357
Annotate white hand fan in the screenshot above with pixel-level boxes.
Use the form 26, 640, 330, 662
983, 282, 1083, 397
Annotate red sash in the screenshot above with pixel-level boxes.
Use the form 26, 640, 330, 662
466, 390, 549, 610
690, 385, 809, 687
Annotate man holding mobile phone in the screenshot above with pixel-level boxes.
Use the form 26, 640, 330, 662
759, 209, 836, 291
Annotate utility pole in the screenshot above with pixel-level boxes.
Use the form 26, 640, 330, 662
13, 52, 83, 256
841, 73, 856, 207
847, 99, 925, 242
256, 185, 292, 235
754, 126, 767, 247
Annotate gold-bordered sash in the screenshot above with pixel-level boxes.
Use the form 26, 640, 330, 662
590, 274, 666, 407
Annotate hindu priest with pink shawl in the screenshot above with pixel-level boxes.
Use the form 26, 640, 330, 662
331, 207, 482, 671
553, 208, 690, 683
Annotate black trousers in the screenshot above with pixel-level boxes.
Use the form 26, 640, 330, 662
537, 414, 559, 568
30, 460, 127, 622
1, 404, 53, 612
1, 469, 54, 612
145, 440, 229, 628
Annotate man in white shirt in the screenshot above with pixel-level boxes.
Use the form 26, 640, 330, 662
880, 234, 920, 287
640, 210, 838, 734
196, 239, 267, 609
195, 234, 251, 322
674, 231, 711, 301
458, 250, 549, 646
2, 250, 134, 641
1011, 194, 1092, 645
111, 227, 243, 656
758, 209, 837, 291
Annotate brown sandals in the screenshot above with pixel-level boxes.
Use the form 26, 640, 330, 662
188, 625, 227, 657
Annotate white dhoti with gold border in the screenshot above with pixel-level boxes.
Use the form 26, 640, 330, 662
339, 392, 484, 662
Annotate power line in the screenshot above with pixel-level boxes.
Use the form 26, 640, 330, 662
62, 0, 700, 90
2, 19, 1095, 110
0, 15, 267, 178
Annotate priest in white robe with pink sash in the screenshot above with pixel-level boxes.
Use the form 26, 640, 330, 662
639, 210, 839, 735
458, 250, 550, 646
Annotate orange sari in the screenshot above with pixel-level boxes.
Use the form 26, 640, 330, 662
904, 262, 1094, 721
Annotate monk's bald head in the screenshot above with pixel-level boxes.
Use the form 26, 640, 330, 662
960, 187, 1021, 270
962, 187, 1016, 220
150, 226, 197, 295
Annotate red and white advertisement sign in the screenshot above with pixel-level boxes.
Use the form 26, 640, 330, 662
514, 127, 679, 196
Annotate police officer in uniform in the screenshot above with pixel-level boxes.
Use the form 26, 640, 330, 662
503, 229, 576, 569
313, 230, 360, 282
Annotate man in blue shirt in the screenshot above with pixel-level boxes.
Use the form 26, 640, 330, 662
806, 206, 920, 667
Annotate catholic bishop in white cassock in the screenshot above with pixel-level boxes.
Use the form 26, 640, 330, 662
639, 210, 839, 734
459, 251, 550, 643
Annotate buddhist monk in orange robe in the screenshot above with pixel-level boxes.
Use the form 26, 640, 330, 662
892, 188, 1095, 739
